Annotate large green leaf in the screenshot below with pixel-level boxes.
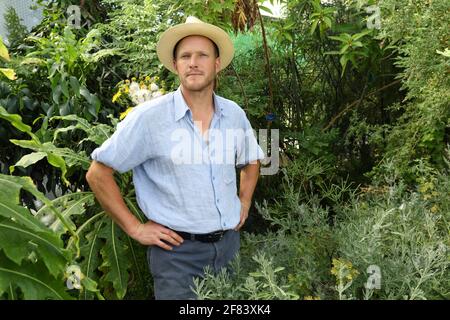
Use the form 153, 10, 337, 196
98, 219, 130, 299
84, 48, 124, 63
0, 174, 58, 214
0, 36, 10, 61
0, 106, 34, 137
51, 114, 112, 146
0, 199, 47, 233
9, 140, 70, 185
125, 234, 145, 289
0, 178, 70, 278
9, 152, 47, 174
0, 107, 91, 183
0, 219, 70, 278
0, 252, 72, 300
0, 174, 77, 242
36, 192, 95, 235
0, 175, 32, 205
80, 219, 104, 300
0, 68, 17, 80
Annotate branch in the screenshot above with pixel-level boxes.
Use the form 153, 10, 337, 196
230, 63, 249, 111
322, 79, 401, 131
256, 0, 274, 113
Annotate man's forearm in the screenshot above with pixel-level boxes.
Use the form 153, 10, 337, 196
239, 160, 260, 208
86, 161, 140, 236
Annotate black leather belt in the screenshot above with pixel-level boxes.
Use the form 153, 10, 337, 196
174, 229, 228, 243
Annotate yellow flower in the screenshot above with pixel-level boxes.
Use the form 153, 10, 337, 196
145, 76, 151, 81
119, 107, 134, 120
423, 194, 433, 200
112, 91, 121, 103
419, 182, 434, 194
431, 205, 439, 213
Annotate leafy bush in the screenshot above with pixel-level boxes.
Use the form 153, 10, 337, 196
193, 153, 449, 300
0, 107, 152, 300
334, 158, 450, 299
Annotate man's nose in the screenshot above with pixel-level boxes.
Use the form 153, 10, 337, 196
189, 55, 199, 67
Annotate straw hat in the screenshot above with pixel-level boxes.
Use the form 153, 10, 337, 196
156, 16, 234, 74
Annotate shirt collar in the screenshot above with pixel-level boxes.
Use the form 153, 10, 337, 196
173, 86, 225, 122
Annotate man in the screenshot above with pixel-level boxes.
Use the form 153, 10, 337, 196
86, 16, 265, 300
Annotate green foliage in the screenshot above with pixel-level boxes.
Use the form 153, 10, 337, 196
368, 0, 450, 182
310, 0, 335, 37
0, 252, 72, 300
326, 29, 372, 76
4, 6, 28, 49
194, 157, 449, 300
95, 0, 187, 82
0, 173, 73, 299
194, 161, 338, 300
24, 27, 117, 119
334, 162, 450, 299
194, 253, 300, 300
0, 105, 150, 300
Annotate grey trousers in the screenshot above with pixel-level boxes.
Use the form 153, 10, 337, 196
147, 229, 240, 300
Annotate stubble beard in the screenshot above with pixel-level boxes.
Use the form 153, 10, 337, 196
182, 73, 216, 92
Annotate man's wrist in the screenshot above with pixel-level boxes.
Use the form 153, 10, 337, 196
240, 199, 251, 210
126, 219, 143, 238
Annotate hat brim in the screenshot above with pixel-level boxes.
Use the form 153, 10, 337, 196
156, 22, 234, 74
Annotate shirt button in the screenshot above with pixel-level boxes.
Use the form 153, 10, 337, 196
217, 199, 220, 203
212, 176, 215, 180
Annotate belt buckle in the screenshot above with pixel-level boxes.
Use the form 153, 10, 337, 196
212, 230, 224, 242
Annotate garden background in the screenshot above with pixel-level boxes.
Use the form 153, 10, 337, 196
0, 0, 448, 300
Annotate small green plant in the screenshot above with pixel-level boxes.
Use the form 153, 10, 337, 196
193, 253, 299, 300
331, 258, 359, 300
4, 6, 28, 49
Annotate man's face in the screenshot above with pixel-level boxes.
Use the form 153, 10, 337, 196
173, 35, 220, 92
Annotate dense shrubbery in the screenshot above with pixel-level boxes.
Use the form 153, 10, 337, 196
194, 153, 450, 300
0, 0, 448, 299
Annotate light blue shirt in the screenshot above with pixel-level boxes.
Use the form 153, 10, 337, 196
91, 87, 265, 233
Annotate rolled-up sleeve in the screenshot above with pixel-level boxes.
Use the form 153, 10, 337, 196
91, 109, 153, 173
236, 113, 265, 168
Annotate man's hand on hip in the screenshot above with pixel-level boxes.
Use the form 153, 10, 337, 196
130, 221, 184, 250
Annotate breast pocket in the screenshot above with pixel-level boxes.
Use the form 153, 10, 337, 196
223, 165, 236, 185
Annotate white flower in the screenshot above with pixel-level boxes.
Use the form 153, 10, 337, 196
129, 81, 140, 94
140, 89, 152, 101
130, 93, 140, 105
65, 265, 83, 290
150, 83, 159, 92
152, 90, 163, 98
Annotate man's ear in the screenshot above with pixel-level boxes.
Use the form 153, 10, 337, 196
173, 59, 179, 74
215, 56, 221, 73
